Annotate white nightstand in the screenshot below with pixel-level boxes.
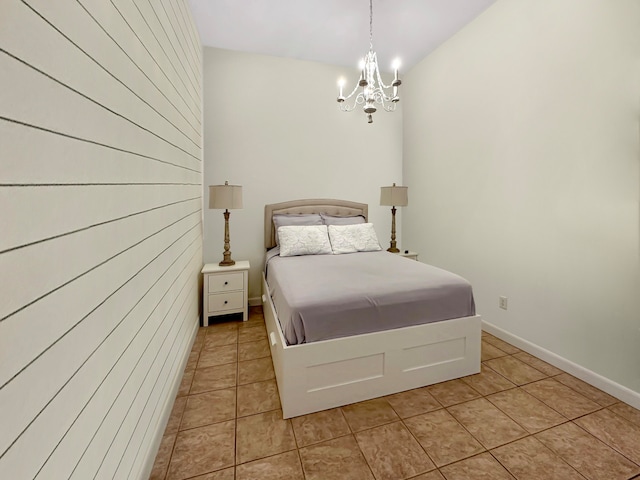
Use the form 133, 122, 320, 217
201, 261, 250, 326
397, 251, 419, 261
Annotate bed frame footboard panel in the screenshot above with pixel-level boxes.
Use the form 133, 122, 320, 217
262, 273, 481, 419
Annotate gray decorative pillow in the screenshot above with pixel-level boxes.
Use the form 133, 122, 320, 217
273, 214, 323, 244
321, 214, 366, 226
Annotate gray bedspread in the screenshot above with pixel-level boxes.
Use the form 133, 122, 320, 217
265, 250, 476, 345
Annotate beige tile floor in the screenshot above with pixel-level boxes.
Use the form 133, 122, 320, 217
150, 307, 640, 480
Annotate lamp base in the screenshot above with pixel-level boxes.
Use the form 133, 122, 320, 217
387, 206, 400, 254
219, 209, 235, 267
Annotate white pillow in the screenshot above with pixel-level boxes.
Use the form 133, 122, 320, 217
278, 225, 332, 257
328, 223, 382, 254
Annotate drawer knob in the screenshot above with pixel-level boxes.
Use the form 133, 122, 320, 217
224, 300, 228, 304
224, 281, 228, 285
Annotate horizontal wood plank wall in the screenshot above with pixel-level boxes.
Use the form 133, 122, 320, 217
0, 0, 203, 478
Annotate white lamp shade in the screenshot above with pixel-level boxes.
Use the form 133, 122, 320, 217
209, 183, 243, 209
380, 184, 408, 207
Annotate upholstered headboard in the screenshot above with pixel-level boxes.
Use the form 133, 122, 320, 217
264, 199, 368, 249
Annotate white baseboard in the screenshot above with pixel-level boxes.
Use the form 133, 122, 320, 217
136, 315, 199, 480
249, 296, 262, 307
482, 321, 640, 410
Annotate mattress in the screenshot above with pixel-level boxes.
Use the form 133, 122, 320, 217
265, 249, 476, 345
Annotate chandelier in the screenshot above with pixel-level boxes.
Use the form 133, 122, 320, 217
336, 0, 401, 124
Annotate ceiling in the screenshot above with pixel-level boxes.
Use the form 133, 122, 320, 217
187, 0, 497, 72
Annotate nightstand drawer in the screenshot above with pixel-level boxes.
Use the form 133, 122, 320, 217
208, 291, 244, 312
208, 272, 244, 293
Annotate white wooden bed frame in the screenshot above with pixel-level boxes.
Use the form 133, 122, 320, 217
261, 199, 481, 419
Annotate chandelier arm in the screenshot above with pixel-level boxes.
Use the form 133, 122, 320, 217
342, 82, 362, 101
373, 90, 386, 106
339, 92, 367, 112
339, 104, 357, 112
376, 89, 397, 111
372, 86, 394, 103
375, 67, 393, 90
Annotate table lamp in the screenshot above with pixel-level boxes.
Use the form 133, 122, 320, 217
209, 181, 243, 266
380, 183, 408, 253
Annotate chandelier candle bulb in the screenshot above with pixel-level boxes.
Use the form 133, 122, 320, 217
392, 59, 400, 83
338, 78, 345, 101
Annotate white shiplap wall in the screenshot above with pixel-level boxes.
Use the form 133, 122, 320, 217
0, 1, 202, 479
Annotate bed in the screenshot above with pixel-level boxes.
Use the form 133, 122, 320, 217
261, 199, 481, 418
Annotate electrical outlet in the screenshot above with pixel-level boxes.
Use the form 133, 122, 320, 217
499, 296, 508, 310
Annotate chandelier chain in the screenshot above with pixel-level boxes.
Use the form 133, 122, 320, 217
369, 0, 373, 51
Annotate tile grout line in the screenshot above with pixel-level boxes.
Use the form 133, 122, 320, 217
233, 332, 238, 478
163, 335, 200, 480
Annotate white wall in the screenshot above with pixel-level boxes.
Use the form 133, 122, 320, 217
0, 1, 202, 479
203, 47, 404, 299
403, 0, 640, 394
